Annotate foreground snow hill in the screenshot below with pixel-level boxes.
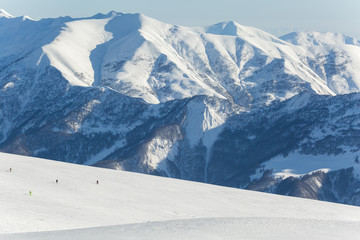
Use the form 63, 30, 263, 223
4, 219, 360, 240
0, 153, 360, 239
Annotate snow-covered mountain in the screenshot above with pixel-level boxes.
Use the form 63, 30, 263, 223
280, 31, 360, 94
1, 10, 360, 206
3, 11, 360, 106
1, 153, 359, 239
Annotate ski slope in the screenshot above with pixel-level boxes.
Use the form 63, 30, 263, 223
0, 152, 360, 239
3, 218, 360, 240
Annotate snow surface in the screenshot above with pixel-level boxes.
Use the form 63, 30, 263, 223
3, 218, 360, 240
0, 152, 360, 239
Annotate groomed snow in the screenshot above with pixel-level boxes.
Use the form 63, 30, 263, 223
0, 152, 360, 239
3, 218, 360, 240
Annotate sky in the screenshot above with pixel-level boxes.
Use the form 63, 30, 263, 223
2, 0, 360, 39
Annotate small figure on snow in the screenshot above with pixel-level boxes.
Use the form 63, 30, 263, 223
96, 180, 99, 184
56, 179, 58, 183
9, 168, 12, 172
29, 191, 32, 196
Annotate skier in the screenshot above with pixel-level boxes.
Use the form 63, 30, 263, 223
9, 168, 12, 172
56, 179, 58, 183
29, 191, 32, 196
96, 180, 99, 184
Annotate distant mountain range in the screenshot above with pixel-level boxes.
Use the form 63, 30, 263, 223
1, 10, 360, 206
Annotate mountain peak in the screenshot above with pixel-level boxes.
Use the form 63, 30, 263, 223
204, 20, 243, 36
91, 10, 123, 19
202, 20, 280, 43
0, 9, 14, 18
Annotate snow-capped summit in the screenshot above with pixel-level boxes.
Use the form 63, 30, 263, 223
0, 9, 14, 18
202, 20, 285, 44
203, 21, 243, 36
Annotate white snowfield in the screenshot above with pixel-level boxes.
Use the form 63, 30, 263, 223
0, 152, 360, 239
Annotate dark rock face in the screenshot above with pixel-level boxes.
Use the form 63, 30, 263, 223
247, 168, 360, 206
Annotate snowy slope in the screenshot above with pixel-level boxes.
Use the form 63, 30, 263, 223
0, 152, 359, 239
281, 32, 360, 94
42, 17, 113, 86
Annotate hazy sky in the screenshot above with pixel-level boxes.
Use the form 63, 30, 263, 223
2, 0, 360, 38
